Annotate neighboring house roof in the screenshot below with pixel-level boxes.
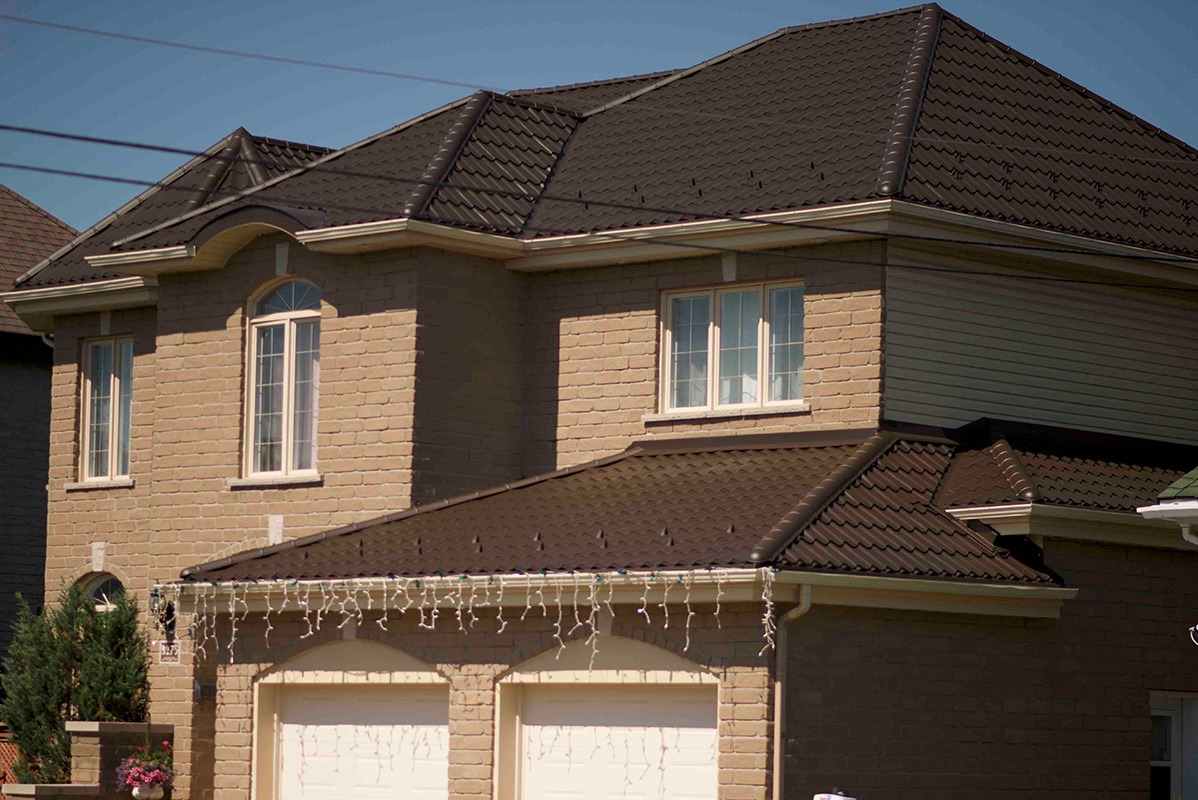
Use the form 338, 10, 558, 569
20, 4, 1198, 289
183, 419, 1189, 587
1159, 466, 1198, 500
0, 183, 75, 334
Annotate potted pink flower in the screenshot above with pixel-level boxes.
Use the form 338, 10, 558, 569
116, 740, 175, 800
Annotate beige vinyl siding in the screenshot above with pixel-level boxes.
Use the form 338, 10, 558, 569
884, 264, 1198, 444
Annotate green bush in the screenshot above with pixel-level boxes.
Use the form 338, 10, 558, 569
0, 585, 149, 783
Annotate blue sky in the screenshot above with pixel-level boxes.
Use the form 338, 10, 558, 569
2, 0, 1197, 231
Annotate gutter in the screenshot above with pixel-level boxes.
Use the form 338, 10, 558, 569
1137, 499, 1198, 547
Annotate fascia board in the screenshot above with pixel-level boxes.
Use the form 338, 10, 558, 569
1, 277, 158, 332
946, 503, 1190, 549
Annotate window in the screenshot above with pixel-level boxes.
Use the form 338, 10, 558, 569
82, 338, 133, 479
82, 573, 125, 611
661, 282, 804, 412
246, 280, 321, 476
1152, 694, 1198, 799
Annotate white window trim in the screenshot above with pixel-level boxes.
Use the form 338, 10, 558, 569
1151, 693, 1198, 799
659, 280, 805, 414
79, 337, 133, 482
243, 295, 320, 479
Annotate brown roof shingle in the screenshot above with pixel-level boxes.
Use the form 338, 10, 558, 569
0, 183, 75, 335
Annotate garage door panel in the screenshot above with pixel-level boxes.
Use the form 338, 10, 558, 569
521, 686, 717, 800
278, 686, 448, 800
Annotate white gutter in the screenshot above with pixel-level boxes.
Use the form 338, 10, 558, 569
1137, 499, 1198, 547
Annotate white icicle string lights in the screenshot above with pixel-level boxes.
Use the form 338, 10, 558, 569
155, 567, 783, 664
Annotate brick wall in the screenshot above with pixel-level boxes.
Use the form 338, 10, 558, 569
783, 539, 1198, 799
199, 602, 771, 800
0, 336, 52, 653
524, 241, 884, 473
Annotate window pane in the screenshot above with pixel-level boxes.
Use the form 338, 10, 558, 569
259, 281, 321, 315
116, 340, 133, 476
86, 342, 114, 478
718, 290, 760, 405
768, 286, 805, 402
1151, 714, 1172, 762
1150, 766, 1171, 800
291, 320, 320, 471
253, 325, 285, 473
670, 295, 710, 408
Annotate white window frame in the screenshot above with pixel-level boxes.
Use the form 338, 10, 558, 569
1152, 693, 1198, 799
80, 337, 133, 481
244, 283, 321, 479
659, 280, 805, 414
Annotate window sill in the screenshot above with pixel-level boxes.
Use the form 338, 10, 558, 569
226, 473, 323, 490
64, 477, 135, 493
642, 402, 811, 423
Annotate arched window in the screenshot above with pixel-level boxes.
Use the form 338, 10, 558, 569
247, 280, 321, 475
83, 573, 125, 610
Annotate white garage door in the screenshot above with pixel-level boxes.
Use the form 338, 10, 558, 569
520, 685, 718, 800
277, 685, 449, 800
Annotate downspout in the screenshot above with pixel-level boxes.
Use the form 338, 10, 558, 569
773, 583, 812, 800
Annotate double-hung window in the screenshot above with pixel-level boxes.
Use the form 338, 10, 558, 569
661, 282, 804, 413
81, 338, 133, 480
246, 280, 321, 476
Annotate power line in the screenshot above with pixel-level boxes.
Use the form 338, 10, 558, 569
8, 14, 1198, 170
4, 158, 1198, 295
0, 13, 499, 92
4, 122, 1198, 266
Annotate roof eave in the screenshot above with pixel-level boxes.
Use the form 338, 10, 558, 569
947, 502, 1192, 550
1, 276, 158, 332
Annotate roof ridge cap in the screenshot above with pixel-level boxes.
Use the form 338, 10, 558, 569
579, 26, 797, 117
938, 10, 1198, 164
748, 432, 897, 564
110, 97, 472, 252
236, 131, 269, 186
490, 92, 583, 119
876, 3, 942, 196
986, 431, 1042, 502
248, 133, 334, 153
13, 128, 248, 287
402, 91, 493, 219
510, 68, 681, 98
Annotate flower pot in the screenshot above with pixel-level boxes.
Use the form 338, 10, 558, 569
132, 786, 165, 800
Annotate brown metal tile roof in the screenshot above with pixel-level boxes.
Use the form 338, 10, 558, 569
184, 431, 870, 582
183, 422, 1186, 587
938, 421, 1198, 512
15, 130, 331, 288
778, 439, 1050, 582
25, 4, 1198, 288
0, 183, 74, 334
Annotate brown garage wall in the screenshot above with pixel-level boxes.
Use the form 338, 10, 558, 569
783, 539, 1198, 799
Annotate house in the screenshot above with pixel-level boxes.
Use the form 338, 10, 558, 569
6, 4, 1198, 799
0, 182, 74, 650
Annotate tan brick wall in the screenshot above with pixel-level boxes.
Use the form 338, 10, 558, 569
524, 241, 884, 473
199, 603, 771, 800
783, 539, 1198, 799
42, 232, 891, 799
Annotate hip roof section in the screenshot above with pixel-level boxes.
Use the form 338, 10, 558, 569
182, 419, 1195, 588
20, 4, 1198, 289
